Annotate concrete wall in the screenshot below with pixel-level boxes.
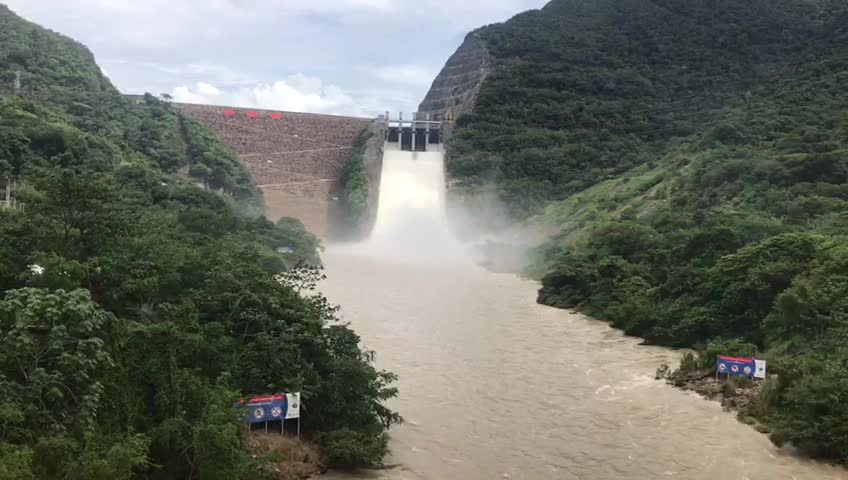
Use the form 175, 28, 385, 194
177, 104, 370, 237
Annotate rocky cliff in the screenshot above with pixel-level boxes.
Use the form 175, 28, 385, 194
418, 32, 491, 120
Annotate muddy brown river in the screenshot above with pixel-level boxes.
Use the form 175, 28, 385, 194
322, 250, 847, 480
320, 148, 847, 480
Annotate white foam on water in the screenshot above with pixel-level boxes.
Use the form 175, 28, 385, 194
343, 145, 472, 268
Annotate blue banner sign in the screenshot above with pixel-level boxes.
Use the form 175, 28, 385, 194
716, 355, 755, 378
237, 394, 288, 424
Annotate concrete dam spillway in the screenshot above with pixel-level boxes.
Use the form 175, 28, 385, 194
371, 148, 449, 249
360, 145, 470, 266
319, 128, 848, 479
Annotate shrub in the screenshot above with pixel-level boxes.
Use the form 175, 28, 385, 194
318, 429, 389, 470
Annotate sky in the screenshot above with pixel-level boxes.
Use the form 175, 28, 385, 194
5, 0, 548, 117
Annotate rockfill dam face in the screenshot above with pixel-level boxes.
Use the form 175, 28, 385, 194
177, 103, 370, 237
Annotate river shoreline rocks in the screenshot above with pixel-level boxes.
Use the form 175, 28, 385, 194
657, 365, 771, 434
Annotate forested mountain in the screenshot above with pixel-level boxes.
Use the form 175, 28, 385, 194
442, 0, 848, 462
0, 5, 397, 478
0, 4, 257, 203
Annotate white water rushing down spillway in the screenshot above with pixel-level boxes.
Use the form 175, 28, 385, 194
322, 145, 847, 480
353, 145, 470, 266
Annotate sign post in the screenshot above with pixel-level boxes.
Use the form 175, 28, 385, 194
241, 394, 287, 433
716, 355, 756, 379
236, 392, 301, 438
754, 359, 767, 379
286, 392, 301, 439
715, 355, 720, 381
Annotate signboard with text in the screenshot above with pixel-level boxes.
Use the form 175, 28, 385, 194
243, 394, 287, 424
285, 392, 301, 419
754, 359, 767, 379
716, 355, 756, 378
236, 392, 302, 424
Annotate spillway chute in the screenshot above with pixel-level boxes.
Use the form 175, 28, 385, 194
343, 143, 469, 267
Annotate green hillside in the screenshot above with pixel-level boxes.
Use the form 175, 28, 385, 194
0, 5, 397, 478
449, 0, 848, 462
0, 4, 113, 94
0, 4, 257, 201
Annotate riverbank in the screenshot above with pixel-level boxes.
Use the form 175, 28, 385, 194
243, 434, 324, 480
657, 365, 771, 433
321, 248, 848, 479
480, 259, 767, 426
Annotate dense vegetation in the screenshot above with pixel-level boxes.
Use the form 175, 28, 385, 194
0, 5, 398, 478
336, 129, 372, 236
448, 0, 848, 462
179, 114, 259, 208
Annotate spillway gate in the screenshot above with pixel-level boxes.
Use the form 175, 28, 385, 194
384, 112, 444, 152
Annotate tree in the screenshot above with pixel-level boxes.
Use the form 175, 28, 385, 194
0, 130, 29, 176
27, 170, 129, 259
0, 288, 114, 434
0, 4, 393, 476
189, 164, 211, 188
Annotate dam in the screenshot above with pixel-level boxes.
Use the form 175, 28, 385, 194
177, 103, 371, 236
319, 136, 848, 479
177, 106, 447, 239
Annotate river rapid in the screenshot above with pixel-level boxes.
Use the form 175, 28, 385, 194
320, 147, 847, 480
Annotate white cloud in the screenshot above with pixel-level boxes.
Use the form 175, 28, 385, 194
103, 60, 259, 87
4, 0, 550, 114
195, 82, 221, 96
171, 84, 218, 104
171, 74, 368, 117
367, 64, 440, 86
253, 0, 396, 15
